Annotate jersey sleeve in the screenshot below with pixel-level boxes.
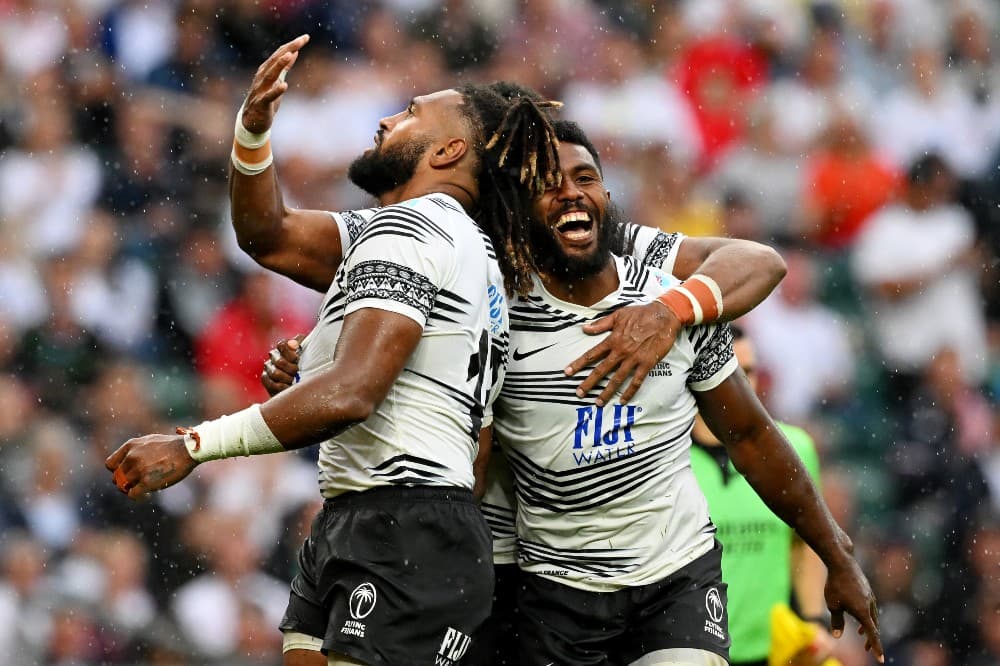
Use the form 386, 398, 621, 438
687, 323, 739, 392
328, 207, 379, 253
623, 223, 685, 275
341, 203, 455, 328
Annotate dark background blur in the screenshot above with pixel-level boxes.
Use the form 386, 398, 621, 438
0, 0, 998, 664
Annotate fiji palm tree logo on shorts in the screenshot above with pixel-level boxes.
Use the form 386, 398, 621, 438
705, 587, 724, 623
349, 582, 377, 619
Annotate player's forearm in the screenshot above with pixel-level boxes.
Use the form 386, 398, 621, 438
684, 240, 786, 321
229, 163, 290, 261
259, 371, 376, 450
726, 425, 854, 569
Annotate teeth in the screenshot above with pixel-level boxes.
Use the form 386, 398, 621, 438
555, 211, 591, 229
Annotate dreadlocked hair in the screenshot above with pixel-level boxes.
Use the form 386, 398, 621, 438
457, 82, 563, 297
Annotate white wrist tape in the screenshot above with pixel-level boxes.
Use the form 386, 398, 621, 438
234, 102, 270, 148
182, 404, 284, 462
231, 103, 273, 175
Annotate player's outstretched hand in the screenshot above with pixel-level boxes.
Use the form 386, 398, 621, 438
241, 34, 310, 134
564, 301, 682, 406
825, 555, 884, 663
105, 433, 198, 501
262, 334, 304, 396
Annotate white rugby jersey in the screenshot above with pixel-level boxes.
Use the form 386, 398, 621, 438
296, 194, 509, 498
492, 254, 738, 592
482, 225, 686, 565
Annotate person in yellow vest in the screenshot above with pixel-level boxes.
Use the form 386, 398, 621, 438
691, 324, 837, 666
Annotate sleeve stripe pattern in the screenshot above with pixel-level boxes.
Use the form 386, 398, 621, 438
642, 231, 680, 268
687, 324, 735, 385
345, 260, 438, 320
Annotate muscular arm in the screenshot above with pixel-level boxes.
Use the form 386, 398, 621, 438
106, 309, 422, 495
260, 308, 421, 446
671, 236, 787, 320
228, 34, 345, 292
694, 371, 883, 660
567, 235, 785, 405
230, 165, 344, 292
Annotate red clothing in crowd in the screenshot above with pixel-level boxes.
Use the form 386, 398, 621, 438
805, 151, 900, 249
195, 294, 311, 404
674, 35, 768, 170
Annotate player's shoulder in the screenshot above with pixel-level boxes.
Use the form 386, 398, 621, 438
356, 194, 466, 248
620, 255, 679, 296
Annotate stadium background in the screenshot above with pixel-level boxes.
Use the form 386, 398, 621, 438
0, 0, 998, 663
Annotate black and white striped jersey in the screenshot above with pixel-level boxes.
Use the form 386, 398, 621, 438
482, 225, 686, 565
296, 194, 509, 498
492, 254, 738, 592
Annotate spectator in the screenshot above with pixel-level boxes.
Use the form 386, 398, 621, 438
851, 153, 988, 390
800, 107, 901, 251
743, 247, 856, 423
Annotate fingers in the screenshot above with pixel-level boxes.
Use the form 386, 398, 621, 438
857, 602, 884, 662
262, 373, 293, 397
618, 358, 654, 404
104, 441, 131, 471
565, 340, 611, 378
275, 338, 302, 364
581, 312, 617, 335
113, 466, 131, 493
830, 608, 844, 639
261, 34, 310, 73
575, 356, 618, 399
595, 360, 636, 407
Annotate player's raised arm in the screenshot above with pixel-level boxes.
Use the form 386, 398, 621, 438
229, 34, 346, 292
567, 233, 786, 405
693, 370, 883, 663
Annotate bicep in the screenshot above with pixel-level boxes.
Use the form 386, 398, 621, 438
257, 208, 344, 292
328, 307, 424, 406
672, 236, 729, 279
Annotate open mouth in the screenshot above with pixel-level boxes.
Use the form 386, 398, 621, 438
552, 210, 595, 244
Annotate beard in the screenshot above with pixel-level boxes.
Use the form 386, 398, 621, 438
348, 135, 432, 198
529, 202, 627, 280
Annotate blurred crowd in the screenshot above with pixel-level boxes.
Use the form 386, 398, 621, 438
0, 0, 998, 663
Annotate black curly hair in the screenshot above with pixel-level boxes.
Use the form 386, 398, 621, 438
456, 82, 563, 296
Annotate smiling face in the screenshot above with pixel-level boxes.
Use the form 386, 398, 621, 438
348, 89, 468, 198
529, 142, 613, 279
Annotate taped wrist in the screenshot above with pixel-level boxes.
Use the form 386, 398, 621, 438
656, 274, 724, 326
231, 103, 273, 176
180, 404, 284, 462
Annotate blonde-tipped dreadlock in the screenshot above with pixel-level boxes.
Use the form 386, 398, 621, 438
457, 83, 563, 296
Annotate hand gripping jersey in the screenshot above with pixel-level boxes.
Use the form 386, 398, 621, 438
481, 226, 686, 565
492, 255, 738, 592
297, 194, 509, 498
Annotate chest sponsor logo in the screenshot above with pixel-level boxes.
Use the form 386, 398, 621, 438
572, 405, 641, 465
435, 627, 472, 665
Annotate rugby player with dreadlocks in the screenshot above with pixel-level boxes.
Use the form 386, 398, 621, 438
104, 36, 566, 666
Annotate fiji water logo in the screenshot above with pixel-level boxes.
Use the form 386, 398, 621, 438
572, 405, 641, 465
487, 284, 505, 335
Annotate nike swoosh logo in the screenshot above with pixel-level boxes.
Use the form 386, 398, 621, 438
511, 343, 557, 361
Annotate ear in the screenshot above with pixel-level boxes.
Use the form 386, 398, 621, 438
429, 138, 468, 169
